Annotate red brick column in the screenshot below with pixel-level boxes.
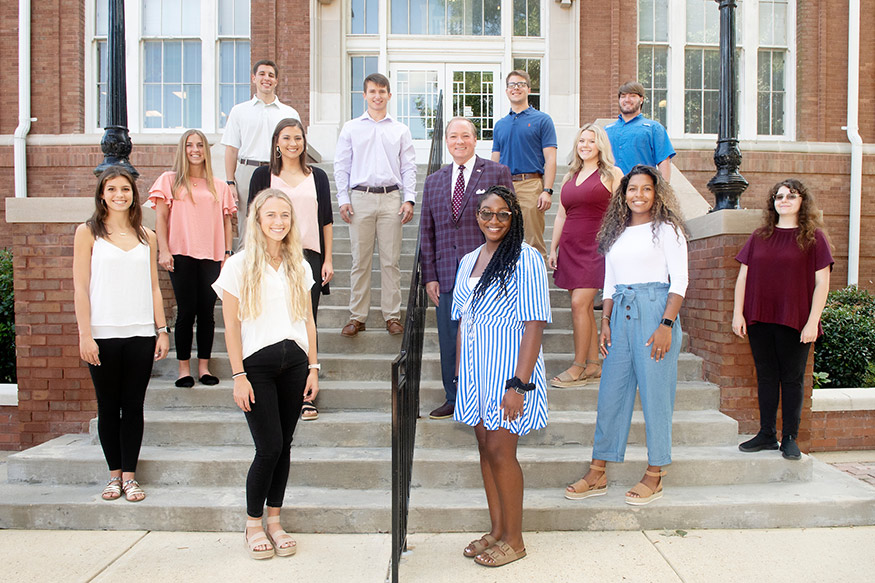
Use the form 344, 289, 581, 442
684, 210, 815, 452
4, 198, 171, 450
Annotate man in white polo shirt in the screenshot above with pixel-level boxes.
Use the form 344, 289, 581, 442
222, 59, 300, 244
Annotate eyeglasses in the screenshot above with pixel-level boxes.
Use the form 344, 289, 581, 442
506, 82, 528, 89
477, 210, 513, 222
773, 193, 800, 201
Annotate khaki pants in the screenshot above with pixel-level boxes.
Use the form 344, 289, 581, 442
348, 190, 403, 323
515, 177, 546, 255
234, 163, 258, 250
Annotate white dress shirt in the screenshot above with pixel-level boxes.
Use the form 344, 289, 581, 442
221, 96, 300, 162
333, 111, 417, 206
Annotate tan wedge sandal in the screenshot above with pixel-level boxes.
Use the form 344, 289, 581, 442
551, 361, 588, 388
565, 464, 608, 500
245, 518, 275, 560
583, 358, 602, 383
265, 515, 297, 557
625, 469, 666, 506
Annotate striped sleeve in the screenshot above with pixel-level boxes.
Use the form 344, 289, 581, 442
514, 245, 552, 323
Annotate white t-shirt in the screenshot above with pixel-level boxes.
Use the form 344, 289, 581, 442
603, 221, 688, 298
212, 252, 315, 360
221, 96, 300, 162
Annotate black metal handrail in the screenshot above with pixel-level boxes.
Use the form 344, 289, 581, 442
390, 91, 443, 583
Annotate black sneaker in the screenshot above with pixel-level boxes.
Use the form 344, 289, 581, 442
739, 432, 779, 453
780, 435, 802, 460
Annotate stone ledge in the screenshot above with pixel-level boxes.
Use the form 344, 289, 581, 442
6, 198, 156, 229
812, 388, 875, 412
686, 209, 761, 241
0, 384, 17, 407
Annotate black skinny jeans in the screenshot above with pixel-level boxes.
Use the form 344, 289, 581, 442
168, 255, 221, 361
747, 322, 812, 437
303, 248, 322, 325
242, 339, 308, 517
88, 336, 156, 472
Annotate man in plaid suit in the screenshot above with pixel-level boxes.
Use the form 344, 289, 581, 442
420, 117, 515, 419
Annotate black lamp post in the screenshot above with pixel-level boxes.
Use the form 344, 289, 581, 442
94, 0, 138, 178
707, 0, 746, 210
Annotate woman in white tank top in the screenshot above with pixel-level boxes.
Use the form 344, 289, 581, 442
73, 167, 170, 503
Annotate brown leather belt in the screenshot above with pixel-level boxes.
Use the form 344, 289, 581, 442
352, 185, 400, 194
511, 173, 543, 182
239, 158, 269, 167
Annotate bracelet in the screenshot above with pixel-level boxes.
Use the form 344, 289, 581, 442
232, 371, 247, 379
601, 315, 611, 320
308, 363, 321, 370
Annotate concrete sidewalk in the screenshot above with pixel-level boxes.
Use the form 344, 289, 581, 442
1, 527, 875, 582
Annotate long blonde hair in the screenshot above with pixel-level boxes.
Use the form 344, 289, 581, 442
171, 129, 219, 203
563, 123, 616, 186
238, 189, 309, 321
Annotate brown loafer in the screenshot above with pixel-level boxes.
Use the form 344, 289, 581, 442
386, 319, 404, 335
429, 401, 455, 419
341, 319, 366, 337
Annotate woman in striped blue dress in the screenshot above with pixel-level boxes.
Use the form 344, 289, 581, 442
452, 185, 551, 568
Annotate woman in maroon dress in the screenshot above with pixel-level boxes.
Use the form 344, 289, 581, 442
548, 124, 623, 387
732, 179, 833, 460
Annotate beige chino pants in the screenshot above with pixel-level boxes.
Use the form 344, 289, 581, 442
514, 177, 547, 256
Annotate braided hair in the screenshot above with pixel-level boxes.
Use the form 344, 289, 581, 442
472, 185, 525, 303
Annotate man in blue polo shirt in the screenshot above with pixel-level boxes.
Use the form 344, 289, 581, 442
491, 70, 557, 256
605, 81, 675, 181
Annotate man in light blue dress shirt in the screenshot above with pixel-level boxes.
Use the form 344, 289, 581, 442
334, 73, 417, 337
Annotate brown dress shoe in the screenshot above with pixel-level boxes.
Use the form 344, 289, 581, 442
386, 319, 404, 335
429, 401, 455, 419
341, 319, 366, 337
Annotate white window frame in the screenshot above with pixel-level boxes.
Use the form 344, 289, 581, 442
649, 0, 794, 141
85, 0, 251, 134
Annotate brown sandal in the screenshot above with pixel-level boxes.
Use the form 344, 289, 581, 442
551, 361, 588, 388
583, 359, 602, 383
474, 540, 527, 567
565, 464, 607, 500
625, 469, 666, 506
463, 533, 498, 558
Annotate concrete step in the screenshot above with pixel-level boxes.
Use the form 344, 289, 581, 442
152, 351, 705, 383
407, 462, 875, 532
7, 436, 391, 489
143, 380, 720, 413
0, 482, 389, 533
109, 408, 736, 448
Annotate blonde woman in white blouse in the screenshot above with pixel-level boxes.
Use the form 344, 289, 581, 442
212, 189, 319, 560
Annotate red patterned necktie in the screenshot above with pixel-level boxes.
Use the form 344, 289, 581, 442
452, 164, 466, 221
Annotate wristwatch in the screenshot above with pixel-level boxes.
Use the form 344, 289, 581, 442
543, 188, 554, 195
156, 325, 171, 334
505, 376, 535, 395
226, 180, 236, 186
660, 317, 675, 328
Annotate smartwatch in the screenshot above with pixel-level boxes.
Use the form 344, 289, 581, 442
660, 317, 675, 328
226, 180, 236, 186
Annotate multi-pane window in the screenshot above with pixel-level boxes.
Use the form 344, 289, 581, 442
683, 0, 719, 134
512, 58, 541, 110
395, 70, 441, 140
95, 0, 109, 128
351, 0, 379, 34
757, 0, 787, 135
391, 0, 501, 35
513, 0, 541, 37
638, 0, 669, 127
350, 56, 379, 118
452, 71, 494, 140
142, 0, 202, 129
218, 0, 251, 128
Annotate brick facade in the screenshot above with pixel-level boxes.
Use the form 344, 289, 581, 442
810, 410, 875, 451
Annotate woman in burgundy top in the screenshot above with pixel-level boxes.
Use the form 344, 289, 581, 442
732, 179, 833, 460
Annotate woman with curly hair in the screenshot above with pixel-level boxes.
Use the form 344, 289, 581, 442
565, 164, 688, 505
548, 123, 623, 387
149, 129, 236, 387
732, 179, 833, 460
212, 189, 319, 559
453, 185, 551, 567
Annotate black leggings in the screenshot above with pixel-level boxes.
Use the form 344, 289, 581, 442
168, 255, 221, 361
747, 322, 812, 437
242, 339, 308, 517
303, 249, 322, 325
88, 336, 156, 472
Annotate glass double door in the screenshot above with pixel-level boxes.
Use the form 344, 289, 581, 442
390, 63, 502, 156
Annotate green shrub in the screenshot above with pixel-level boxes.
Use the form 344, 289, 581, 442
0, 248, 15, 383
814, 286, 875, 388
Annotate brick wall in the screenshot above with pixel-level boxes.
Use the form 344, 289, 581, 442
0, 405, 20, 450
810, 410, 875, 451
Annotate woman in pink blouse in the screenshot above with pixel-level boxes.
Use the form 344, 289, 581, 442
150, 129, 237, 387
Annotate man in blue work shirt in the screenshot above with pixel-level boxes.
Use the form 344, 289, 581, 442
605, 81, 675, 181
491, 70, 557, 256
